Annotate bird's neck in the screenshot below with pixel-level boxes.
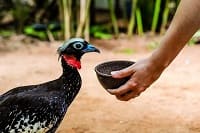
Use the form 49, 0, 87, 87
61, 56, 80, 75
61, 57, 81, 105
62, 55, 81, 69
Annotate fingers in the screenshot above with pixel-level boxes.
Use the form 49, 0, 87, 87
116, 91, 140, 101
108, 79, 137, 96
109, 62, 150, 101
116, 87, 146, 101
108, 82, 146, 101
111, 65, 134, 78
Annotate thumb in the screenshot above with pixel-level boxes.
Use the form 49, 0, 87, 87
111, 66, 134, 78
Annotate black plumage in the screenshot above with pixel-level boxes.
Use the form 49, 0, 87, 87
0, 38, 100, 133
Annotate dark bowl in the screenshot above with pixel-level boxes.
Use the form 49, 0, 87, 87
95, 60, 135, 90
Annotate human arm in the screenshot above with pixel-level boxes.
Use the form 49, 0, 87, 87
108, 0, 200, 101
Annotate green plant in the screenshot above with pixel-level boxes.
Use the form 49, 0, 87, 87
151, 0, 161, 33
1, 0, 181, 40
147, 41, 160, 50
127, 0, 138, 37
12, 0, 31, 33
136, 8, 143, 36
24, 23, 61, 41
0, 30, 14, 37
188, 30, 200, 45
90, 25, 112, 39
24, 26, 47, 40
108, 0, 119, 37
160, 0, 170, 34
118, 48, 135, 55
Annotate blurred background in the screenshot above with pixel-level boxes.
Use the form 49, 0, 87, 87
0, 0, 199, 48
1, 0, 200, 133
0, 0, 183, 40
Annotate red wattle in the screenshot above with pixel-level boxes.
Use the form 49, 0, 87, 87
63, 55, 81, 69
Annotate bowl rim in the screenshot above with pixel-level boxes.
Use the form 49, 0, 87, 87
94, 60, 135, 77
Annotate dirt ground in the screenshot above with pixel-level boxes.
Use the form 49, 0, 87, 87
1, 37, 200, 133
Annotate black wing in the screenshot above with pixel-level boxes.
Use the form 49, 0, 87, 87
0, 83, 67, 132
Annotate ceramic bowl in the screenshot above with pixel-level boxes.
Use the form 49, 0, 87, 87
95, 60, 135, 89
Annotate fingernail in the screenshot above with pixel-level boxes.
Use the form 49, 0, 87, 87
107, 89, 113, 92
111, 71, 118, 75
107, 89, 115, 95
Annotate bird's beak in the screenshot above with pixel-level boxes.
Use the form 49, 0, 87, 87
82, 44, 100, 53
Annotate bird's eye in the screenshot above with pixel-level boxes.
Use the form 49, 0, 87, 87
73, 43, 84, 50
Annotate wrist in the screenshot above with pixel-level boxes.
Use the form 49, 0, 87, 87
148, 51, 170, 72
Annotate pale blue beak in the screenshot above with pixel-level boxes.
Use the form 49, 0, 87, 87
82, 44, 100, 53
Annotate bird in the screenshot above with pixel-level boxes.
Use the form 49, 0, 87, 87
0, 38, 100, 133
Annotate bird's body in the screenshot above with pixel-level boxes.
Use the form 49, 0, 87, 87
0, 65, 81, 133
0, 38, 99, 133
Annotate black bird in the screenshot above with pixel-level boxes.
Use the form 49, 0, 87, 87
0, 38, 100, 133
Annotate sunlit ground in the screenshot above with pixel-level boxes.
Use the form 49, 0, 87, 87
1, 36, 200, 133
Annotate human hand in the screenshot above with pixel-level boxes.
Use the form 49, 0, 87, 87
108, 57, 165, 101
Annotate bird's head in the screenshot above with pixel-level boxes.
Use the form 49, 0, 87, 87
57, 38, 100, 69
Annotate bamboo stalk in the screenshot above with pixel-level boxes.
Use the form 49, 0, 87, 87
84, 0, 91, 40
160, 0, 170, 34
46, 29, 55, 42
75, 0, 91, 38
62, 0, 67, 39
108, 0, 119, 37
151, 0, 161, 33
68, 0, 72, 37
136, 8, 143, 36
84, 10, 90, 41
58, 0, 64, 39
62, 0, 71, 39
127, 0, 138, 37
